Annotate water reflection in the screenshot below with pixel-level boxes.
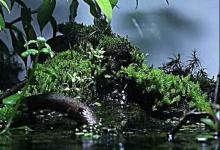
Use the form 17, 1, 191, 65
0, 131, 219, 150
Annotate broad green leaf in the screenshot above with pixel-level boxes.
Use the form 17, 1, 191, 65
201, 118, 217, 131
21, 49, 39, 57
3, 93, 22, 106
37, 0, 56, 32
0, 0, 10, 12
96, 0, 112, 22
0, 13, 5, 31
69, 0, 79, 22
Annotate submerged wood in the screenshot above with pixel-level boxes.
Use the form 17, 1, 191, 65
24, 93, 98, 125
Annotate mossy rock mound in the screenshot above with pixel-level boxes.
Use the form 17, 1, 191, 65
27, 23, 210, 117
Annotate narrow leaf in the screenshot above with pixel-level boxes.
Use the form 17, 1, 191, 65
69, 0, 79, 22
83, 0, 100, 18
201, 118, 217, 131
0, 0, 10, 12
0, 13, 5, 31
37, 0, 56, 32
50, 16, 57, 37
3, 93, 22, 106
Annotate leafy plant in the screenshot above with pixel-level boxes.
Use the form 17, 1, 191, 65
0, 37, 53, 134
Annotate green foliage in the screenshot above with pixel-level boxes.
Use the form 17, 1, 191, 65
27, 47, 105, 101
119, 64, 210, 111
0, 106, 15, 126
96, 0, 112, 22
0, 37, 53, 134
0, 13, 5, 31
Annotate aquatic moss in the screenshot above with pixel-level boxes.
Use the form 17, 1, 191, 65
119, 64, 210, 112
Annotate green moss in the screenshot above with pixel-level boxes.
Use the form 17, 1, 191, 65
98, 35, 145, 68
27, 49, 105, 101
119, 64, 210, 111
0, 106, 16, 126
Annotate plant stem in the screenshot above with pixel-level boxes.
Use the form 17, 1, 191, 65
0, 53, 40, 134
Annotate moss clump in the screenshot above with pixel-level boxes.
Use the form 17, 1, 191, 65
0, 106, 16, 127
98, 35, 145, 73
58, 22, 112, 47
119, 64, 210, 112
27, 49, 105, 101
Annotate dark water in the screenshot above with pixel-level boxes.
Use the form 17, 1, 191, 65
0, 129, 218, 150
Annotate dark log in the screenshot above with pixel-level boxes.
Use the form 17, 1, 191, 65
24, 93, 98, 125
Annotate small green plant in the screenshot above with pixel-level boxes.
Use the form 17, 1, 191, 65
0, 37, 53, 134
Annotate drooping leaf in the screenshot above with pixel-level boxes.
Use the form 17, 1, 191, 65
13, 0, 27, 8
96, 0, 112, 22
21, 49, 39, 57
83, 0, 100, 18
3, 93, 23, 106
0, 13, 5, 31
21, 7, 36, 40
0, 38, 9, 63
40, 47, 54, 58
0, 0, 10, 12
201, 118, 217, 131
9, 29, 25, 53
69, 0, 79, 22
135, 0, 138, 9
50, 16, 57, 37
37, 0, 56, 32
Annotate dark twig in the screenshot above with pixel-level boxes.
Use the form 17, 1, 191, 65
0, 80, 27, 103
168, 111, 212, 141
214, 73, 220, 105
